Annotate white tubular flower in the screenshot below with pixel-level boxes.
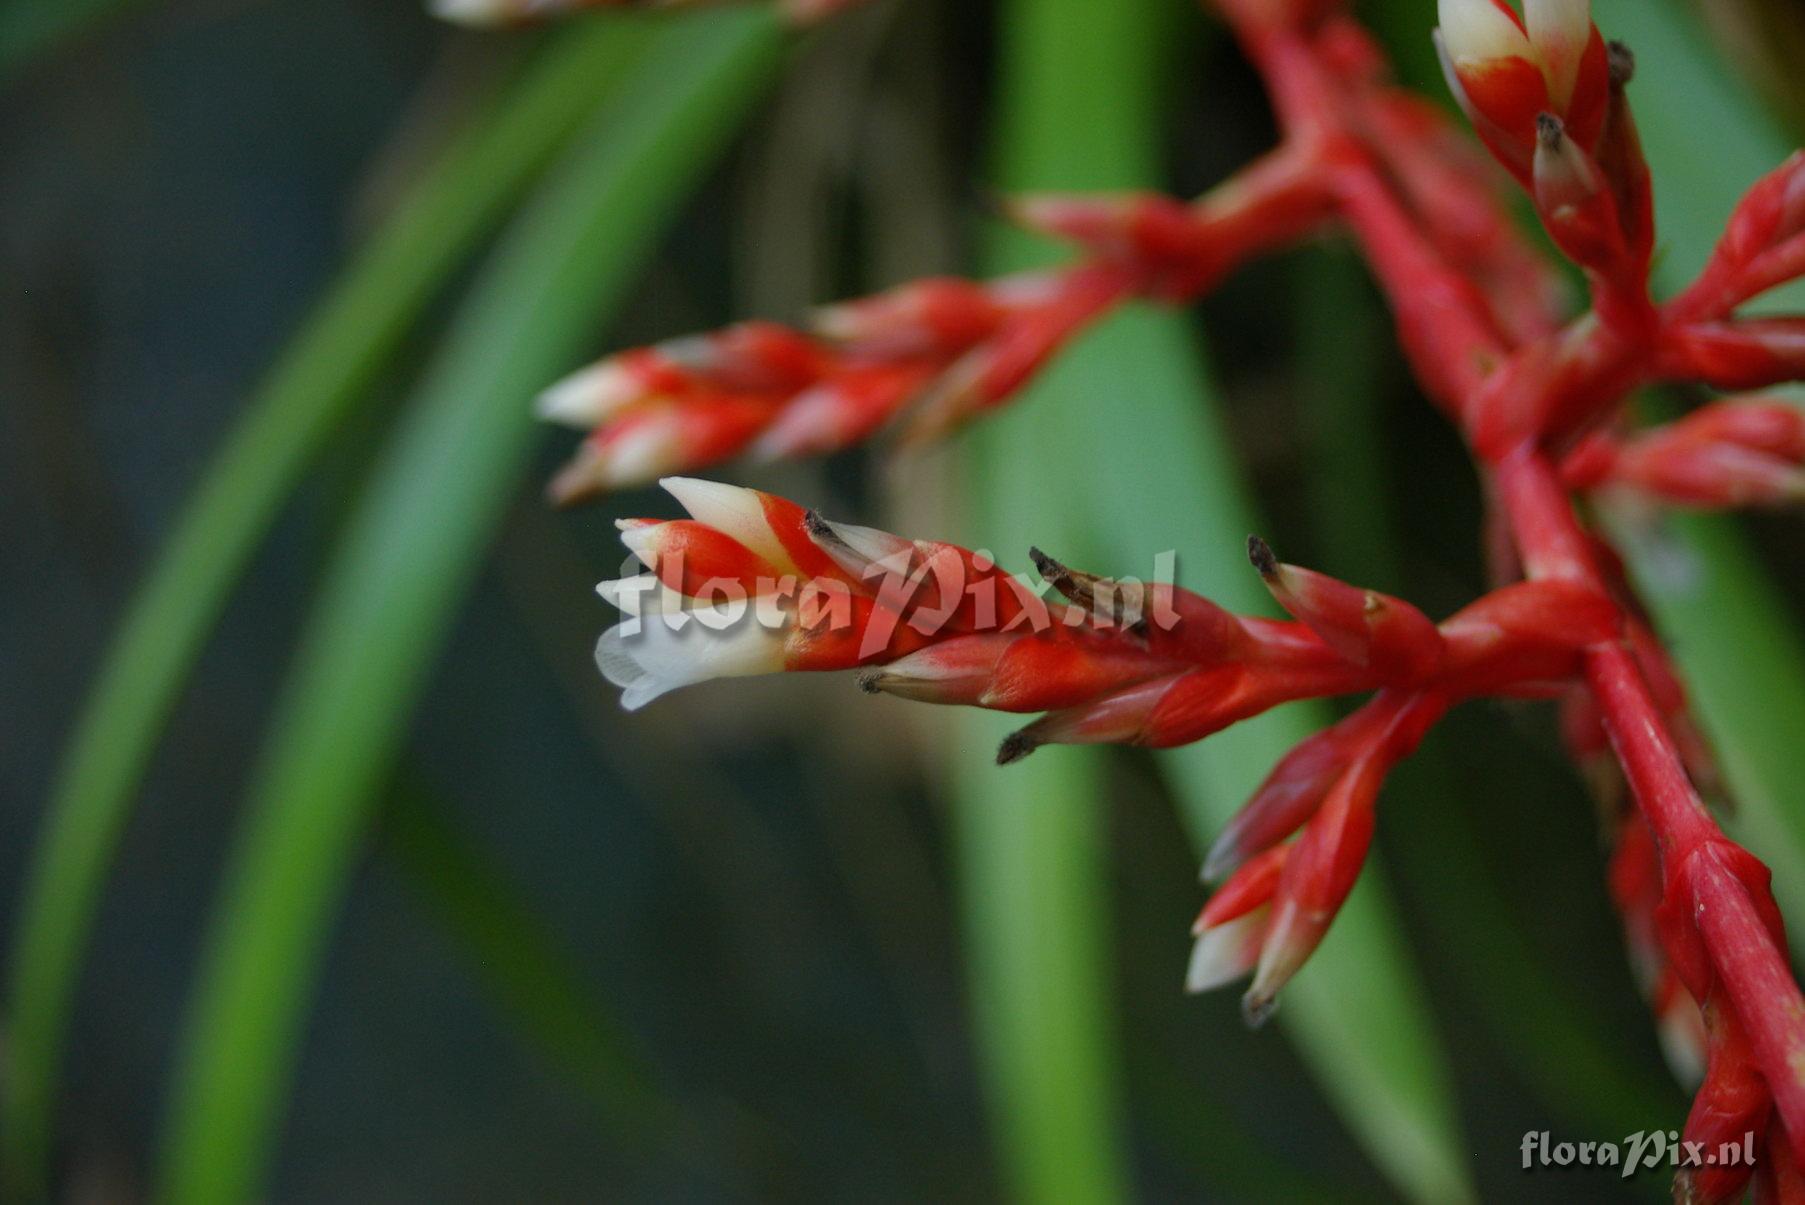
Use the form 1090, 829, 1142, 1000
596, 595, 789, 711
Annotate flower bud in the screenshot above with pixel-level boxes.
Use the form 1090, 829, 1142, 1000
1531, 113, 1624, 271
748, 363, 934, 460
1676, 997, 1768, 1204
1004, 192, 1203, 271
1436, 0, 1608, 180
1187, 846, 1287, 993
536, 349, 688, 429
811, 276, 1008, 359
1247, 537, 1443, 682
547, 397, 780, 504
1202, 699, 1393, 880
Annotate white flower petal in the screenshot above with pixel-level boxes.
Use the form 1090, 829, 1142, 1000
1185, 908, 1270, 994
1437, 0, 1534, 67
430, 0, 513, 25
594, 600, 790, 711
810, 514, 915, 580
659, 476, 792, 570
1525, 0, 1590, 107
536, 360, 644, 428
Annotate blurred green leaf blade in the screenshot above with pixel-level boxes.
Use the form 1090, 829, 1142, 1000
2, 19, 663, 1195
953, 0, 1472, 1198
154, 11, 785, 1203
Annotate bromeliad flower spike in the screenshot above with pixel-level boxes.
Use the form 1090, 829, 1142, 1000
495, 0, 1805, 1194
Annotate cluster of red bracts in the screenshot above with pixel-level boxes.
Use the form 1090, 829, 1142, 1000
539, 169, 1332, 501
600, 477, 1635, 1017
508, 0, 1805, 1191
1435, 0, 1650, 287
1562, 397, 1805, 509
539, 272, 1127, 502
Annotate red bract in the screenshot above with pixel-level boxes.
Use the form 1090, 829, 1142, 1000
534, 0, 1805, 1188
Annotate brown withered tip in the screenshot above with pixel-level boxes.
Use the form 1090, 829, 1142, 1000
996, 731, 1039, 765
1246, 534, 1279, 580
1240, 989, 1278, 1029
1029, 545, 1086, 599
802, 508, 838, 544
855, 668, 884, 694
1535, 111, 1565, 149
1606, 40, 1635, 88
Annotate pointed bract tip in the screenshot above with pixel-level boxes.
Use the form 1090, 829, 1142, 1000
855, 668, 884, 694
1246, 535, 1278, 580
996, 731, 1039, 765
1028, 546, 1059, 579
1536, 111, 1565, 147
1201, 843, 1239, 885
1240, 989, 1279, 1028
1606, 40, 1634, 87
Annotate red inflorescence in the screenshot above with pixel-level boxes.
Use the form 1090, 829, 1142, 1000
528, 0, 1805, 1194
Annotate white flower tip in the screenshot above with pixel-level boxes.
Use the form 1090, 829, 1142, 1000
549, 427, 677, 506
596, 627, 669, 711
536, 361, 641, 428
1657, 1008, 1708, 1088
1437, 0, 1533, 66
1525, 0, 1591, 107
429, 0, 512, 26
596, 574, 658, 615
593, 606, 789, 711
617, 524, 660, 567
659, 477, 791, 570
1185, 911, 1266, 994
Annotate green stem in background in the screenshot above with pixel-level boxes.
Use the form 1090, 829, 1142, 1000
153, 13, 784, 1202
953, 0, 1471, 1199
1595, 0, 1805, 939
1, 20, 662, 1196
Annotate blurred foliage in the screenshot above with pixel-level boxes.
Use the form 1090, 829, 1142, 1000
2, 0, 1803, 1201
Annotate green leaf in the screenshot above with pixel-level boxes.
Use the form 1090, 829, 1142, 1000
153, 12, 785, 1203
1593, 0, 1805, 936
1, 20, 661, 1196
948, 0, 1472, 1199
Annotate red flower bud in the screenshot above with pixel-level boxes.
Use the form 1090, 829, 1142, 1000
1436, 0, 1607, 182
1248, 537, 1444, 682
